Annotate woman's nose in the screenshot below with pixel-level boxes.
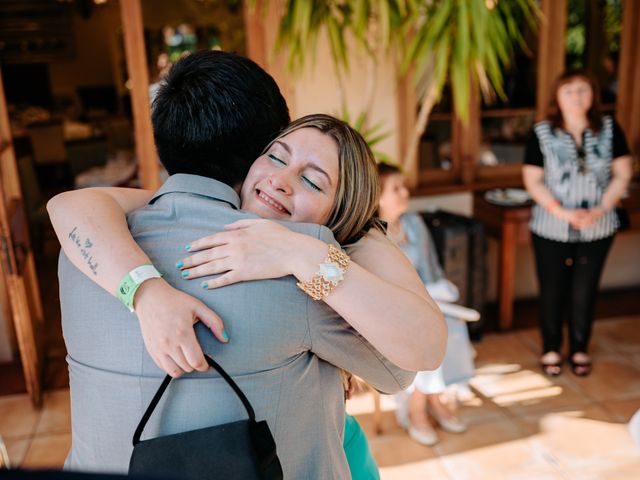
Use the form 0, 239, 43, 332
268, 171, 292, 194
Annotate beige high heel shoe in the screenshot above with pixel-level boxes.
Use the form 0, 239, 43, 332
408, 421, 439, 446
431, 410, 467, 433
428, 397, 467, 434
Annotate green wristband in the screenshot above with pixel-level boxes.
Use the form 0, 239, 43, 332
117, 265, 162, 312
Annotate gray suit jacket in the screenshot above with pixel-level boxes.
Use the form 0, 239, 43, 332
59, 174, 415, 479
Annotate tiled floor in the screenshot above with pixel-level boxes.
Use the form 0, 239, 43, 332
351, 315, 640, 479
1, 316, 639, 478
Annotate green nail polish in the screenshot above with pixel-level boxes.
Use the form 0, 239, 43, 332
176, 261, 184, 269
184, 244, 191, 251
181, 271, 189, 278
222, 330, 229, 342
201, 282, 208, 289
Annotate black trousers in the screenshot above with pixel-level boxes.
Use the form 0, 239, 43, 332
531, 233, 614, 355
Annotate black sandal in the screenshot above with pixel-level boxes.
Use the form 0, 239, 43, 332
540, 352, 563, 376
570, 354, 592, 376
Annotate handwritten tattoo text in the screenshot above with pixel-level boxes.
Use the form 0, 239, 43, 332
68, 227, 99, 275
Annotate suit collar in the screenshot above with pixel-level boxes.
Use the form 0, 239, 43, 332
150, 174, 241, 209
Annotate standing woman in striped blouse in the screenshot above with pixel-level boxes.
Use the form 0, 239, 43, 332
523, 69, 632, 377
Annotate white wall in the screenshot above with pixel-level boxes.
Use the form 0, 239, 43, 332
289, 32, 400, 164
48, 6, 119, 99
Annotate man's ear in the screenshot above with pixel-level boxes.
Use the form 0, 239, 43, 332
232, 181, 243, 194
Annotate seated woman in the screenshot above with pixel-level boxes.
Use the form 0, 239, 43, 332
377, 162, 477, 446
48, 114, 446, 479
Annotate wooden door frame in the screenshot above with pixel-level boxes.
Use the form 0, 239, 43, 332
0, 68, 43, 407
119, 0, 160, 190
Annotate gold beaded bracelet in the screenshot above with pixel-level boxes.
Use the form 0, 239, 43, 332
297, 244, 351, 301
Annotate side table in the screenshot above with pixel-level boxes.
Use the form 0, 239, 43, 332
473, 192, 531, 330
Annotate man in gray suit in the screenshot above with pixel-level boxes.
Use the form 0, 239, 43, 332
57, 51, 414, 478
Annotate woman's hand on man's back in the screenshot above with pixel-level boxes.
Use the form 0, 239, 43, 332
133, 278, 229, 377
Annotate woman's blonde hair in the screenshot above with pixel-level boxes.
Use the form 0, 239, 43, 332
262, 113, 383, 245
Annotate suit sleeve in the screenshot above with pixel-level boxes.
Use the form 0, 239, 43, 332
308, 304, 416, 393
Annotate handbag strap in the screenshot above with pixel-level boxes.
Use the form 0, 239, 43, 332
133, 355, 256, 446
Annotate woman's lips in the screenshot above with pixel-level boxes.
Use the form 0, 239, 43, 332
255, 190, 290, 215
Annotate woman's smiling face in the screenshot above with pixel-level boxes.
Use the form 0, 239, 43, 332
240, 127, 340, 225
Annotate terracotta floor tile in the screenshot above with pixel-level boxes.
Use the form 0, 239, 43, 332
0, 393, 40, 439
370, 431, 438, 468
469, 363, 593, 419
435, 421, 562, 480
592, 460, 640, 480
514, 404, 614, 436
474, 333, 538, 365
599, 397, 640, 423
21, 432, 71, 469
2, 436, 31, 468
569, 355, 640, 401
504, 373, 593, 417
379, 457, 450, 480
357, 410, 405, 438
513, 328, 541, 354
432, 418, 523, 456
594, 317, 640, 354
471, 364, 556, 399
515, 405, 636, 473
35, 388, 71, 435
456, 391, 509, 426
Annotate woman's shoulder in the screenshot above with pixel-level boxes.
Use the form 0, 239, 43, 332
348, 228, 392, 250
532, 120, 553, 137
346, 228, 401, 259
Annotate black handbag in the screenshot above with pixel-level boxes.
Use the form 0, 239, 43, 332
128, 355, 283, 480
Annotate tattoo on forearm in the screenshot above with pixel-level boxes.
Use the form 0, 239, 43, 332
68, 227, 99, 275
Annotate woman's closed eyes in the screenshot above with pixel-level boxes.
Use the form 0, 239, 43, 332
268, 153, 323, 192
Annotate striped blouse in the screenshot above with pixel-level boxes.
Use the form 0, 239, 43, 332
524, 116, 629, 242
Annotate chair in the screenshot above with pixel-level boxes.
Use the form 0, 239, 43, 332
103, 116, 134, 152
16, 156, 49, 257
26, 120, 67, 165
365, 309, 480, 435
66, 138, 108, 176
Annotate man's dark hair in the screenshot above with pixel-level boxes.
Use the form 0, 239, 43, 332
151, 50, 290, 186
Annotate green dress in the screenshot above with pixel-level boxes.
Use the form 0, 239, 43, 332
343, 414, 380, 479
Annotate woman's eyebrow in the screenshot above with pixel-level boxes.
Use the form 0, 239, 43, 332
307, 164, 332, 186
274, 139, 332, 186
273, 140, 292, 155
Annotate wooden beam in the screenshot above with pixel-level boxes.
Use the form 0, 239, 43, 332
120, 0, 160, 190
243, 0, 267, 69
395, 66, 416, 170
616, 0, 640, 159
454, 81, 480, 185
242, 0, 296, 116
536, 0, 567, 120
0, 68, 42, 407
